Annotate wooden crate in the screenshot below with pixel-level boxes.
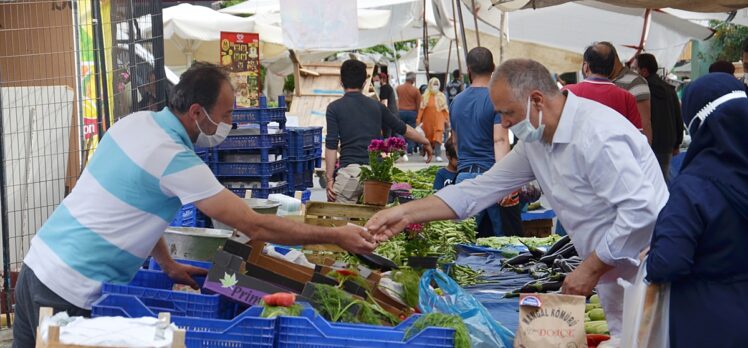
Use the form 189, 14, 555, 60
521, 219, 553, 238
303, 202, 382, 253
36, 308, 185, 348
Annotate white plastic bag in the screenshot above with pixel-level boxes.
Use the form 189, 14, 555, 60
618, 257, 670, 348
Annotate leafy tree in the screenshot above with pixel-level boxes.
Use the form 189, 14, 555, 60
709, 20, 748, 62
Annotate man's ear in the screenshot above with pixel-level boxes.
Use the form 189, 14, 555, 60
187, 103, 203, 121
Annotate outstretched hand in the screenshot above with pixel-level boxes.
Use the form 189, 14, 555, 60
163, 262, 209, 290
365, 206, 410, 243
334, 224, 378, 254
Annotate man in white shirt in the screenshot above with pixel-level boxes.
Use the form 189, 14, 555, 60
366, 59, 669, 336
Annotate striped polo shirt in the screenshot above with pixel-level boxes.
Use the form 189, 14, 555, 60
612, 67, 651, 102
24, 107, 224, 309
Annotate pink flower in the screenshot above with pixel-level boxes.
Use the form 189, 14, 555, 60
405, 223, 424, 233
388, 137, 407, 152
368, 139, 385, 152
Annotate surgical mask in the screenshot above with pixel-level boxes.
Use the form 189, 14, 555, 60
373, 81, 381, 88
687, 90, 747, 134
195, 107, 231, 148
510, 96, 545, 143
430, 85, 440, 93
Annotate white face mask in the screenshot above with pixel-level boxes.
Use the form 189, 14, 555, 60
373, 81, 381, 88
510, 96, 545, 143
430, 85, 440, 92
195, 107, 231, 148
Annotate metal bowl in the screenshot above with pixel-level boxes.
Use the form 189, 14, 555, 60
163, 227, 233, 262
212, 199, 281, 231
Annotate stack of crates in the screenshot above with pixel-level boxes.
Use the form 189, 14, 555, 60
286, 127, 323, 195
170, 151, 213, 227
210, 96, 289, 199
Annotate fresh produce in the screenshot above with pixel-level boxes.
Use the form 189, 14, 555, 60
375, 218, 477, 267
585, 320, 610, 335
327, 269, 371, 291
262, 292, 296, 307
391, 268, 421, 308
587, 334, 611, 348
404, 313, 471, 348
260, 303, 303, 318
477, 235, 563, 250
392, 166, 441, 190
588, 308, 606, 321
584, 299, 609, 335
451, 264, 483, 287
502, 238, 580, 296
307, 283, 398, 326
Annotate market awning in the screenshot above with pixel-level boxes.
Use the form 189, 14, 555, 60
492, 0, 748, 13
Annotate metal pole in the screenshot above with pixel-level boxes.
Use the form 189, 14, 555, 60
422, 0, 430, 76
446, 40, 453, 77
91, 0, 112, 136
126, 1, 138, 114
152, 0, 166, 110
451, 0, 463, 72
471, 0, 481, 47
0, 71, 12, 328
499, 11, 507, 63
455, 0, 470, 57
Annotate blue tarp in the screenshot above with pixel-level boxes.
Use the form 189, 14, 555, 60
456, 250, 531, 334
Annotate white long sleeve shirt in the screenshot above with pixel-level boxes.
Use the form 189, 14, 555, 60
436, 92, 669, 268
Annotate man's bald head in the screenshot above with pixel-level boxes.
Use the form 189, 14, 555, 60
583, 42, 616, 77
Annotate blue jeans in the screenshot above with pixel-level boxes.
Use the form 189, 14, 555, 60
399, 110, 417, 153
456, 172, 504, 237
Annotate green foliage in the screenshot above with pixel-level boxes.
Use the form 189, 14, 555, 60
709, 20, 748, 62
404, 313, 471, 348
220, 0, 245, 9
283, 74, 295, 93
360, 40, 417, 60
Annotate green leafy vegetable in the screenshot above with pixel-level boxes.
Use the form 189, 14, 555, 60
260, 303, 303, 318
404, 313, 471, 348
391, 268, 421, 308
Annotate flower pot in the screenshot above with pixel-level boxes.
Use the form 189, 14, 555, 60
362, 180, 391, 206
407, 256, 439, 269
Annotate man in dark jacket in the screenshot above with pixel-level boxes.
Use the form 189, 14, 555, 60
632, 53, 684, 182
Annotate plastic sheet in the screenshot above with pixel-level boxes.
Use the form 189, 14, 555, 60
418, 269, 514, 348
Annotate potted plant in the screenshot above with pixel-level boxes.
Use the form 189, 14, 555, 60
403, 223, 439, 269
359, 137, 407, 206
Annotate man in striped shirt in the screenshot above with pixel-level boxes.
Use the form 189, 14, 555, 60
601, 41, 653, 145
12, 62, 376, 347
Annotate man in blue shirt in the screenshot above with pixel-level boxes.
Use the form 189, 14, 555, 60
449, 47, 520, 237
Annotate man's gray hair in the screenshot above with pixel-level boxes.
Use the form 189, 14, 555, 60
405, 72, 416, 82
490, 59, 560, 101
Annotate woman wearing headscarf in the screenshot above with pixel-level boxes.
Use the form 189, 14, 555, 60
646, 73, 748, 347
416, 77, 450, 162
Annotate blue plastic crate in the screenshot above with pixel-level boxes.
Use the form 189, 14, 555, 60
287, 159, 314, 190
101, 269, 229, 319
287, 127, 316, 148
228, 183, 288, 199
214, 160, 286, 177
92, 294, 273, 348
275, 308, 455, 348
233, 107, 286, 124
170, 204, 208, 228
148, 258, 212, 271
195, 150, 211, 163
217, 132, 287, 150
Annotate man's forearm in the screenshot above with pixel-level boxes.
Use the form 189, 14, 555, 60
404, 125, 429, 145
325, 148, 337, 181
638, 100, 653, 144
150, 237, 176, 267
243, 214, 341, 246
400, 195, 458, 224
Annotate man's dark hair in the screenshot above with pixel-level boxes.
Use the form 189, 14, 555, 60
742, 38, 748, 53
452, 69, 461, 80
635, 53, 659, 76
444, 137, 457, 159
340, 59, 367, 89
168, 62, 230, 114
466, 47, 495, 75
583, 44, 615, 76
709, 60, 736, 74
